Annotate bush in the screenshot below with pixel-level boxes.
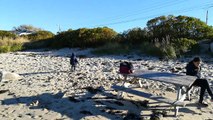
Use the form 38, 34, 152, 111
91, 42, 130, 55
188, 43, 200, 54
51, 27, 117, 48
0, 44, 24, 53
172, 38, 197, 54
140, 42, 162, 56
23, 38, 53, 49
0, 46, 10, 53
140, 37, 198, 58
162, 45, 176, 59
23, 30, 54, 41
0, 37, 29, 53
10, 44, 24, 52
140, 42, 176, 59
0, 30, 16, 39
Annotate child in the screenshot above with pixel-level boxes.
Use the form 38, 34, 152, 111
70, 53, 78, 71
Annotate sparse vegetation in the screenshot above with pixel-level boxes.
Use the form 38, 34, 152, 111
0, 37, 29, 53
91, 42, 130, 55
0, 30, 17, 39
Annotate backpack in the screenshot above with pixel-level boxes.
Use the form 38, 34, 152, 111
119, 62, 133, 74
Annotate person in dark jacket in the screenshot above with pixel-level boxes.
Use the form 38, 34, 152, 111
70, 53, 78, 71
186, 57, 213, 107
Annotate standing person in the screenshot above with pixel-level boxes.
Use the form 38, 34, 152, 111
186, 57, 213, 107
70, 53, 78, 71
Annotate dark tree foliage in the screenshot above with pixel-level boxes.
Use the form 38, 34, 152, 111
13, 25, 42, 32
146, 15, 213, 41
121, 27, 149, 45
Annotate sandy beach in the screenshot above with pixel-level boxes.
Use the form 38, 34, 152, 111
0, 48, 213, 120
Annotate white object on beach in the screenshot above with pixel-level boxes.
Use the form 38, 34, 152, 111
124, 82, 131, 88
0, 71, 22, 81
173, 94, 186, 107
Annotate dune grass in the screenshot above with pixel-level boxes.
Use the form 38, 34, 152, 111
0, 37, 29, 53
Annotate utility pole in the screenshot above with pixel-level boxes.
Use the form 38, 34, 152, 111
57, 24, 61, 34
206, 6, 213, 25
58, 24, 61, 33
206, 10, 208, 24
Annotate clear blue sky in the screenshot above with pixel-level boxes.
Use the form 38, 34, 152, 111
0, 0, 213, 34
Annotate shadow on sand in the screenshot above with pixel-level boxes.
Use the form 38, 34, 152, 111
1, 87, 199, 120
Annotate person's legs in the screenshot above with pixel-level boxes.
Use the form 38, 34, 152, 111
190, 79, 208, 107
194, 79, 213, 103
71, 65, 74, 71
201, 79, 213, 101
202, 79, 213, 97
186, 79, 200, 101
73, 65, 76, 71
198, 85, 205, 103
186, 79, 200, 92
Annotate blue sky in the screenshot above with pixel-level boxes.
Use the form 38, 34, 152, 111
0, 0, 213, 34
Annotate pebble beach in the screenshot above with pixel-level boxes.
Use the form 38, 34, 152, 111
0, 48, 213, 120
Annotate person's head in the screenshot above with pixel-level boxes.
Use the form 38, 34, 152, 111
71, 53, 75, 56
192, 57, 201, 67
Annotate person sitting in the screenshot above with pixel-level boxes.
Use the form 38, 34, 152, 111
186, 57, 213, 107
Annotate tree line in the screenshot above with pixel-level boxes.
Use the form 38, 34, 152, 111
1, 15, 213, 58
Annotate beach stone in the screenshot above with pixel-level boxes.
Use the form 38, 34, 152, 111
1, 71, 22, 81
0, 71, 2, 82
166, 87, 175, 92
0, 48, 213, 120
43, 108, 49, 113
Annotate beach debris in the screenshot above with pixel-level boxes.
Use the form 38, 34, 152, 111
83, 86, 103, 94
123, 113, 141, 120
138, 100, 149, 108
0, 89, 9, 94
150, 109, 167, 120
29, 100, 39, 107
68, 96, 80, 103
79, 110, 93, 115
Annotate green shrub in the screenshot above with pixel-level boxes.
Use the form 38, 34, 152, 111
51, 27, 117, 48
140, 38, 197, 59
188, 43, 200, 54
23, 30, 54, 41
92, 42, 129, 55
10, 44, 24, 52
0, 44, 24, 53
172, 38, 197, 54
162, 45, 176, 59
0, 30, 16, 39
140, 42, 162, 56
23, 38, 53, 49
0, 46, 10, 53
0, 37, 28, 53
140, 42, 176, 59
